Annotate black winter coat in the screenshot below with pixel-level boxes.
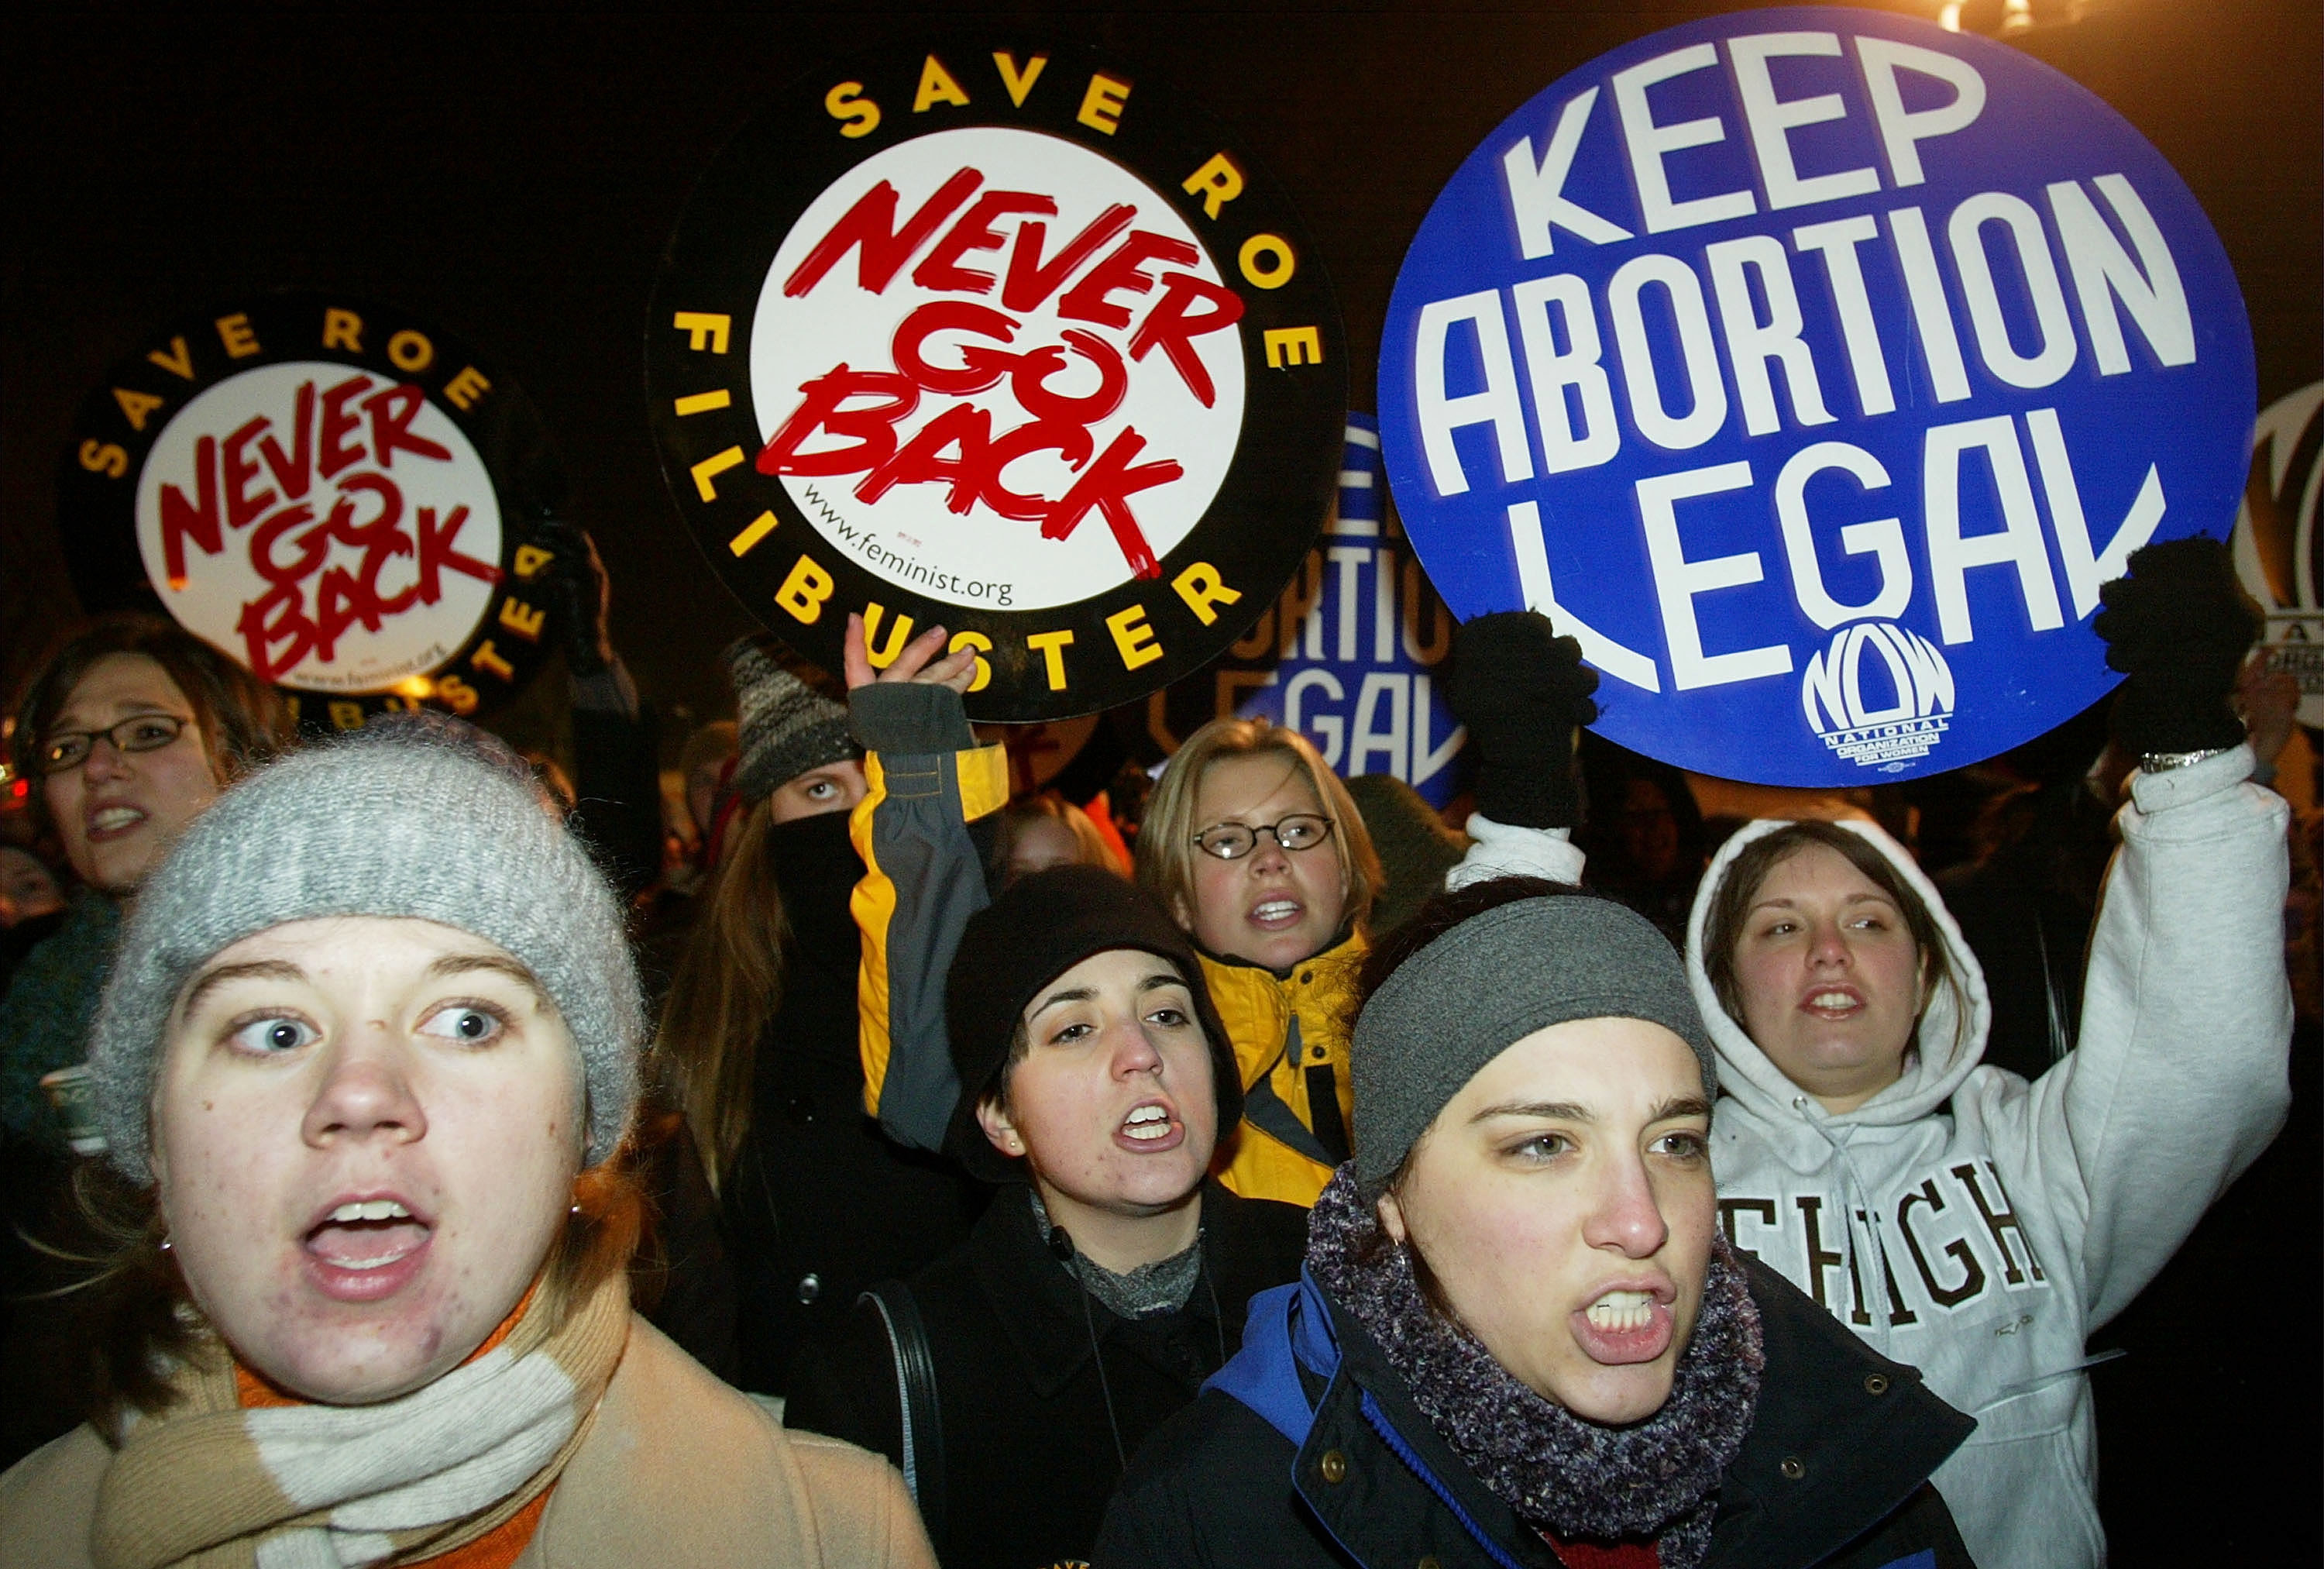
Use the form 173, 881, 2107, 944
1094, 1256, 1978, 1569
786, 1180, 1310, 1569
722, 810, 985, 1395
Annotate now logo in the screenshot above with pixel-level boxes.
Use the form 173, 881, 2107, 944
1800, 621, 1954, 772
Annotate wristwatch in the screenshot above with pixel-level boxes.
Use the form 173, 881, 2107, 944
2139, 745, 2235, 773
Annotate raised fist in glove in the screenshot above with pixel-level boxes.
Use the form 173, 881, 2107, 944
2092, 535, 2260, 759
536, 517, 615, 677
1446, 610, 1600, 828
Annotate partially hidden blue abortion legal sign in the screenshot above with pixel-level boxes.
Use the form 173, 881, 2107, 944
1149, 414, 1467, 806
1378, 7, 2253, 785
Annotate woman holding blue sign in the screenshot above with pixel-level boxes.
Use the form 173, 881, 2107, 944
1363, 2, 2288, 1554
1678, 540, 2292, 1568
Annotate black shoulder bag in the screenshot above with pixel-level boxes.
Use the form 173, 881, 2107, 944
859, 1280, 947, 1547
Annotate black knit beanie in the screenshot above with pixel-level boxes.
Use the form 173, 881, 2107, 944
944, 865, 1242, 1183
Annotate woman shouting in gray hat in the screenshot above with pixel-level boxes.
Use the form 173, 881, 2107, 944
0, 723, 932, 1569
1098, 879, 1977, 1569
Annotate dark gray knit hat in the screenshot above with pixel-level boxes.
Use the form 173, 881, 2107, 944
727, 638, 854, 803
88, 723, 644, 1183
1350, 893, 1716, 1195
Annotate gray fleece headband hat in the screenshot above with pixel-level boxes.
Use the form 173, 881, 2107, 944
89, 722, 644, 1183
1350, 893, 1717, 1195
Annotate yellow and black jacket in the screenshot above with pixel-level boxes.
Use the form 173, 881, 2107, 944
847, 683, 1359, 1207
849, 684, 1011, 1154
1194, 934, 1365, 1207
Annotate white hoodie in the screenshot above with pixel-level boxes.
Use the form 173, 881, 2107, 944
1683, 745, 2291, 1569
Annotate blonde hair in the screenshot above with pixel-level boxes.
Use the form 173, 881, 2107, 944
1136, 717, 1384, 938
651, 797, 784, 1190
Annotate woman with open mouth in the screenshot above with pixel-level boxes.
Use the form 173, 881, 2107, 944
841, 609, 1601, 1211
1674, 540, 2295, 1569
3, 614, 289, 1158
0, 723, 933, 1569
1098, 878, 1977, 1569
786, 864, 1308, 1569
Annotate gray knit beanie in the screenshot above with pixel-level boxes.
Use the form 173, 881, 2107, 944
88, 721, 644, 1183
1351, 893, 1716, 1196
727, 638, 854, 803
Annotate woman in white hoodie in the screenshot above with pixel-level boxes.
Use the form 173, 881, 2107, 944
1679, 538, 2294, 1569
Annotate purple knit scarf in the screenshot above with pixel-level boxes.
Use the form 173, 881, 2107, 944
1306, 1169, 1763, 1569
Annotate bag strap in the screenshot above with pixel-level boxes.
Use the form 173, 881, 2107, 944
860, 1280, 947, 1547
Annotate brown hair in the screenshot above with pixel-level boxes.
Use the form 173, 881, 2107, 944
70, 1134, 643, 1436
1699, 821, 1961, 1060
979, 1017, 1037, 1115
1135, 717, 1385, 940
10, 614, 290, 839
989, 793, 1126, 885
651, 797, 785, 1190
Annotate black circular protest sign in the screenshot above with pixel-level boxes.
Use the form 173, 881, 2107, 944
58, 294, 564, 728
649, 43, 1347, 721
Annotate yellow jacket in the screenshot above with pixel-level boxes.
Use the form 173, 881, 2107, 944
1198, 930, 1367, 1207
846, 683, 1364, 1208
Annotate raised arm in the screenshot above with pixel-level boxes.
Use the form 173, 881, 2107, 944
1987, 539, 2293, 1326
845, 618, 1009, 1151
1442, 611, 1594, 889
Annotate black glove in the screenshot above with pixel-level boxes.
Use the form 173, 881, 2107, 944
2092, 536, 2257, 759
1446, 611, 1600, 828
537, 517, 614, 677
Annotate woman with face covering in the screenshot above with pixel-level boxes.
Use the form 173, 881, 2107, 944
2, 616, 289, 1154
1098, 879, 1975, 1569
655, 638, 980, 1396
1676, 541, 2294, 1569
0, 724, 932, 1568
844, 614, 1600, 1209
786, 865, 1308, 1569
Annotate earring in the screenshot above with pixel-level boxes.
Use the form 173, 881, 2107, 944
569, 1203, 582, 1216
158, 1237, 172, 1253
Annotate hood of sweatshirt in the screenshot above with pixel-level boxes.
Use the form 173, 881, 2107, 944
1683, 818, 1992, 1131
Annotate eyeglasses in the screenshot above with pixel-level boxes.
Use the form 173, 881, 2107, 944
1191, 814, 1335, 862
39, 714, 194, 774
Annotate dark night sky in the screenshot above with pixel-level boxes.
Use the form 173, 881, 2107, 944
5, 2, 2318, 744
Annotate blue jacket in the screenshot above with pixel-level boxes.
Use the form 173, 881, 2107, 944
1096, 1258, 1978, 1569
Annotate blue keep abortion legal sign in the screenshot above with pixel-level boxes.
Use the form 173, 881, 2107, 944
1379, 7, 2253, 785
